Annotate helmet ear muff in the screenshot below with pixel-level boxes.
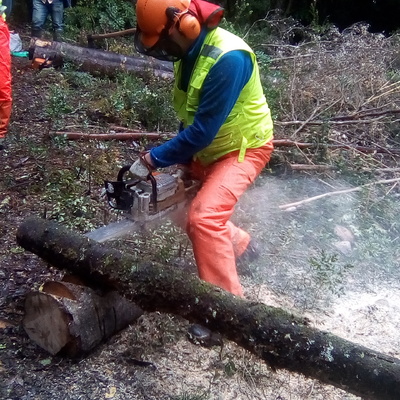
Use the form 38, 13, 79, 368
178, 13, 200, 39
166, 6, 200, 40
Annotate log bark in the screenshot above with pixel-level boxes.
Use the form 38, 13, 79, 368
16, 216, 400, 400
23, 279, 143, 357
28, 38, 173, 79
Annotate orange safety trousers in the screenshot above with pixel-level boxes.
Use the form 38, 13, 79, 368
186, 140, 274, 297
0, 16, 12, 139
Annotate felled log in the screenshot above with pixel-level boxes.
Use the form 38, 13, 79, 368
23, 279, 143, 357
16, 216, 400, 400
28, 38, 173, 79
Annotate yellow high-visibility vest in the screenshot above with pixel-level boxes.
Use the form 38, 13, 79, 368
173, 27, 273, 165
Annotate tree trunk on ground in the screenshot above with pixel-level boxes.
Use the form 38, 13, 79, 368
16, 216, 400, 400
28, 38, 173, 79
23, 278, 143, 357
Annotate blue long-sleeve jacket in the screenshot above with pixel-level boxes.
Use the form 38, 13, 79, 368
150, 29, 253, 167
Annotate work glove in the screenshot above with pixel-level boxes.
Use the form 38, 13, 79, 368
129, 154, 152, 180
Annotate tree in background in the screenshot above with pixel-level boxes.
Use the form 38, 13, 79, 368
222, 0, 400, 33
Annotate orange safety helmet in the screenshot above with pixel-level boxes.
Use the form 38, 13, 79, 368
136, 0, 199, 48
134, 0, 224, 61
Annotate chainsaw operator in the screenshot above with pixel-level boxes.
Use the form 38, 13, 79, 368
0, 0, 11, 150
130, 0, 274, 298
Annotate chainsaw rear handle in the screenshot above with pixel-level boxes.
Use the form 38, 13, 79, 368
106, 164, 158, 211
117, 165, 131, 181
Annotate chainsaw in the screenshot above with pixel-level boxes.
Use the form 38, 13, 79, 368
85, 165, 200, 242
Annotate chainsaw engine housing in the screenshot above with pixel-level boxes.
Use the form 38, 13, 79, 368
104, 170, 189, 221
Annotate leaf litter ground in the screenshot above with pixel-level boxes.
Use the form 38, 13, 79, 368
1, 28, 400, 400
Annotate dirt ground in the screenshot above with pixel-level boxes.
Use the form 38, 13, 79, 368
1, 29, 400, 400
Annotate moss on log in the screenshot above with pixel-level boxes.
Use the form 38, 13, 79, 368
16, 216, 400, 400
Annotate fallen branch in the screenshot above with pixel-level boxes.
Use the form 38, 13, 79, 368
87, 28, 136, 48
16, 216, 400, 400
331, 108, 400, 121
276, 117, 387, 126
287, 164, 332, 172
272, 139, 400, 155
279, 177, 400, 210
51, 131, 400, 155
275, 108, 400, 126
53, 131, 174, 141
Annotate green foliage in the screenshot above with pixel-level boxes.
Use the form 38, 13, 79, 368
43, 167, 98, 232
224, 359, 237, 377
309, 0, 321, 30
62, 69, 98, 89
107, 74, 178, 131
42, 64, 177, 133
45, 83, 74, 124
65, 0, 135, 37
224, 0, 269, 24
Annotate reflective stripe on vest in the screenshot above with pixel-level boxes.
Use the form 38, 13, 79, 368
173, 27, 273, 165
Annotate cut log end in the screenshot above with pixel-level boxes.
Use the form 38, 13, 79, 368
23, 291, 74, 355
23, 280, 143, 357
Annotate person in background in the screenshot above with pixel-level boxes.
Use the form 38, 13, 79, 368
31, 0, 71, 41
130, 0, 274, 337
2, 0, 11, 18
0, 0, 12, 150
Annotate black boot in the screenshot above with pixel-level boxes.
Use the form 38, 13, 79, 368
31, 29, 43, 39
187, 324, 223, 347
53, 30, 63, 42
238, 238, 261, 263
236, 238, 261, 276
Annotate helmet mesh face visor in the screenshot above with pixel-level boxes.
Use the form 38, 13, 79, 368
134, 26, 185, 62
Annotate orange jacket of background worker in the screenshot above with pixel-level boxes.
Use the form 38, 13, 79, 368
129, 0, 274, 298
0, 11, 12, 148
